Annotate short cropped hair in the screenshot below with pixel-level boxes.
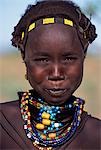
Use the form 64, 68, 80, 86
11, 0, 97, 59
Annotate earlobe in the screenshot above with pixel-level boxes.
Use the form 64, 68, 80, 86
84, 51, 87, 59
83, 48, 87, 59
25, 73, 28, 80
20, 51, 25, 60
84, 53, 87, 59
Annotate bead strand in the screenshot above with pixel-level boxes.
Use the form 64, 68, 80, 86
20, 90, 84, 148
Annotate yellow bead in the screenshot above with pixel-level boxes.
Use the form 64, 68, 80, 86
29, 100, 33, 104
42, 119, 51, 126
41, 134, 47, 140
47, 148, 52, 150
25, 106, 28, 110
78, 116, 81, 121
27, 112, 31, 117
37, 103, 41, 108
26, 100, 28, 104
25, 95, 29, 98
36, 123, 45, 130
80, 105, 83, 108
68, 127, 71, 131
48, 133, 56, 139
42, 112, 50, 119
27, 120, 31, 124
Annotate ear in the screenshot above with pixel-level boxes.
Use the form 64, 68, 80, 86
25, 73, 28, 80
20, 51, 25, 60
20, 51, 28, 80
84, 50, 87, 59
83, 42, 89, 58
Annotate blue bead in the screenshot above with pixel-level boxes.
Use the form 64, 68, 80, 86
52, 106, 55, 109
44, 107, 47, 111
53, 113, 56, 116
51, 121, 54, 124
38, 132, 40, 136
60, 123, 63, 127
52, 124, 54, 128
47, 110, 50, 113
50, 116, 53, 119
49, 110, 52, 114
51, 114, 54, 117
56, 106, 59, 110
56, 127, 59, 131
51, 127, 53, 130
69, 104, 72, 108
38, 98, 42, 101
40, 109, 43, 112
43, 130, 47, 134
48, 127, 51, 130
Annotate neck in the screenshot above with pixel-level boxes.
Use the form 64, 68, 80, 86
20, 89, 85, 148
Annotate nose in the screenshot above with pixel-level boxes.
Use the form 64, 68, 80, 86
48, 64, 65, 81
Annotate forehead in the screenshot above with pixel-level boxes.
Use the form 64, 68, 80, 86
25, 24, 83, 55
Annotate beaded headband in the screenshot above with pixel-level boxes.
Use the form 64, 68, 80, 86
21, 17, 73, 40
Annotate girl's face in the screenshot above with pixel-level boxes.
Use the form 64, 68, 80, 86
25, 24, 85, 105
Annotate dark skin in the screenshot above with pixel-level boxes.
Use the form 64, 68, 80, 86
24, 24, 86, 105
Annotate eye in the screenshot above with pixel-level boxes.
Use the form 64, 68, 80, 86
32, 57, 51, 66
24, 57, 50, 66
63, 56, 77, 63
34, 58, 49, 63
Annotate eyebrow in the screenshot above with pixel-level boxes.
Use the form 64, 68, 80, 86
32, 51, 51, 57
31, 50, 80, 57
61, 51, 80, 56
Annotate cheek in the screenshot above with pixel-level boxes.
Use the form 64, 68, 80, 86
27, 65, 46, 84
69, 63, 83, 84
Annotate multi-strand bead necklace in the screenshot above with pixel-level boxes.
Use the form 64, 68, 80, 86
20, 90, 84, 149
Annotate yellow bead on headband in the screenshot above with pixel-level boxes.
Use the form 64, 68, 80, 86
28, 23, 36, 32
21, 31, 25, 40
43, 18, 55, 24
64, 19, 73, 26
21, 17, 73, 40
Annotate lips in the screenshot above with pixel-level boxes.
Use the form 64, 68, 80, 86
45, 88, 67, 97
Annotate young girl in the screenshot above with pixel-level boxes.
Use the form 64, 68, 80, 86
0, 0, 100, 149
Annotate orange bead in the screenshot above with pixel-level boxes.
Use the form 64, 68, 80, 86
48, 133, 56, 139
41, 134, 47, 140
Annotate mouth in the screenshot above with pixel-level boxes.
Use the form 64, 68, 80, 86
45, 88, 67, 97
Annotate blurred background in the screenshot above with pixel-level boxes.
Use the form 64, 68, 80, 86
0, 0, 101, 119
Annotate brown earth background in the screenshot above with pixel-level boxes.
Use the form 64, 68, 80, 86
0, 51, 101, 119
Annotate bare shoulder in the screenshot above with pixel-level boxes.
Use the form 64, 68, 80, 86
0, 100, 19, 110
86, 115, 101, 128
83, 114, 101, 138
0, 100, 20, 121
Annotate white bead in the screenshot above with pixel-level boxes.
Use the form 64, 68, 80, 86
27, 132, 32, 138
24, 125, 27, 129
35, 140, 39, 144
54, 123, 59, 128
25, 115, 28, 120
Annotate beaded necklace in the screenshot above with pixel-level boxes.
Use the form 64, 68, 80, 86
20, 90, 84, 149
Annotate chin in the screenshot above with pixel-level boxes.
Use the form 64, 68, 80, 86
43, 94, 71, 106
33, 87, 76, 105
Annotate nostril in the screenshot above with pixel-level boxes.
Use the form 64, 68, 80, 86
48, 75, 65, 81
48, 64, 65, 81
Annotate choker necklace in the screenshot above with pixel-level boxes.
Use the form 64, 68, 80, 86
20, 90, 84, 149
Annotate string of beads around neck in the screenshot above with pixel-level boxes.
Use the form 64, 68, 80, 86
20, 91, 84, 149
